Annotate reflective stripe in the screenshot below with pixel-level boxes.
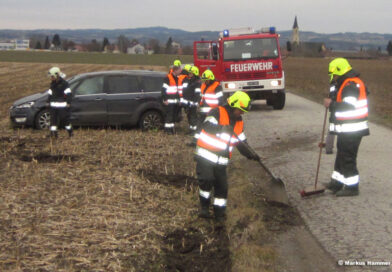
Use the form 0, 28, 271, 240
183, 83, 189, 88
344, 175, 359, 186
329, 86, 336, 93
342, 96, 358, 106
195, 88, 201, 93
64, 88, 72, 94
219, 132, 231, 142
204, 99, 219, 105
331, 171, 359, 186
166, 86, 178, 95
237, 132, 246, 141
164, 123, 175, 128
50, 126, 57, 131
195, 147, 229, 165
199, 189, 211, 199
330, 121, 368, 133
213, 198, 227, 207
167, 99, 179, 104
200, 106, 211, 112
65, 125, 72, 130
199, 132, 228, 150
204, 93, 221, 99
50, 102, 67, 108
189, 125, 197, 130
335, 107, 368, 119
205, 116, 218, 125
47, 89, 53, 95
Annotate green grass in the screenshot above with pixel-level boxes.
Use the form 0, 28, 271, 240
0, 50, 193, 66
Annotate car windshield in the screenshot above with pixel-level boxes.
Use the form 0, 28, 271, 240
223, 38, 278, 61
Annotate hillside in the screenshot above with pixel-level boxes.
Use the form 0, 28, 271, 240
1, 27, 392, 51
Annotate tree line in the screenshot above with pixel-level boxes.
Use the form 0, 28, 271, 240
29, 34, 193, 54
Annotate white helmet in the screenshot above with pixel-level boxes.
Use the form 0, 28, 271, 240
48, 67, 66, 78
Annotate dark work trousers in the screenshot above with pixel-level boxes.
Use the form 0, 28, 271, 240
333, 134, 362, 185
186, 106, 198, 133
196, 158, 228, 218
50, 107, 72, 133
164, 104, 178, 134
325, 131, 336, 154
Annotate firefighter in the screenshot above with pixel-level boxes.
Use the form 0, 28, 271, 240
195, 91, 260, 224
194, 70, 223, 141
182, 66, 201, 134
47, 67, 73, 138
161, 65, 183, 134
323, 58, 369, 197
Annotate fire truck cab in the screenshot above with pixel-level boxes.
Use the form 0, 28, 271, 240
193, 27, 285, 109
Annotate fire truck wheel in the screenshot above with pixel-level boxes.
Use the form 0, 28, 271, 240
273, 91, 285, 110
266, 99, 273, 106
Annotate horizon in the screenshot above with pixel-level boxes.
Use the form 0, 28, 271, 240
0, 26, 391, 36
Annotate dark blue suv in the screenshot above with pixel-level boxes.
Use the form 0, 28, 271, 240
10, 70, 166, 130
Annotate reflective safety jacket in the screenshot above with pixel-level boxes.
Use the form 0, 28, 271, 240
47, 77, 72, 108
183, 76, 201, 107
195, 106, 247, 165
177, 74, 189, 105
161, 72, 181, 104
329, 70, 369, 136
199, 81, 223, 113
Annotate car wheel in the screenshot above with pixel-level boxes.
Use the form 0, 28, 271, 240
139, 110, 163, 131
272, 91, 285, 110
35, 109, 51, 130
266, 99, 273, 106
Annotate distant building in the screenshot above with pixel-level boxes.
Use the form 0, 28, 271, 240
290, 17, 326, 57
127, 44, 145, 54
292, 16, 299, 45
0, 39, 29, 50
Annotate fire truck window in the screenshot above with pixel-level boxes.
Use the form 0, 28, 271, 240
223, 38, 278, 61
197, 43, 211, 60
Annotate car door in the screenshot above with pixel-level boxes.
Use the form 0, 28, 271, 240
106, 74, 141, 125
139, 75, 164, 104
71, 75, 107, 125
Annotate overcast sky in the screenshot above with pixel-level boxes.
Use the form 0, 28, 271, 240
0, 0, 391, 34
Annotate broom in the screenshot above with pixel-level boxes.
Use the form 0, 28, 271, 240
300, 107, 327, 197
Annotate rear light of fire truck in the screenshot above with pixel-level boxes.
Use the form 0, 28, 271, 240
225, 83, 236, 89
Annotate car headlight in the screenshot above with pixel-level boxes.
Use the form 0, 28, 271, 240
16, 101, 35, 109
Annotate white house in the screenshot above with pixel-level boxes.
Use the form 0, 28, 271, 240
127, 44, 145, 54
0, 39, 29, 50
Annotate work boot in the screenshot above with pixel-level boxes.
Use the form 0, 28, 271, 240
336, 184, 359, 197
213, 206, 226, 229
324, 179, 343, 193
198, 196, 211, 218
198, 206, 211, 218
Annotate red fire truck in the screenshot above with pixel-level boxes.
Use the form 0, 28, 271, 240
193, 27, 285, 109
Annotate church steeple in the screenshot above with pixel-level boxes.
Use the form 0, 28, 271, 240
293, 16, 299, 29
292, 16, 300, 45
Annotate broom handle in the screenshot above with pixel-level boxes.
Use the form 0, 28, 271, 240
315, 108, 328, 189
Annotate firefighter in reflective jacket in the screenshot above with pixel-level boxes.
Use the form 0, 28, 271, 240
195, 91, 259, 222
182, 66, 201, 134
161, 65, 183, 134
323, 58, 369, 197
47, 67, 73, 138
195, 70, 223, 140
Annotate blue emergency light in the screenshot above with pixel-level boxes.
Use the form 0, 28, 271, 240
223, 30, 229, 37
269, 27, 276, 34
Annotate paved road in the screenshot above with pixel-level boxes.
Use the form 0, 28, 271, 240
244, 92, 392, 272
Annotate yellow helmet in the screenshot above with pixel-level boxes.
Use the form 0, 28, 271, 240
173, 59, 182, 67
227, 91, 251, 112
184, 64, 192, 72
328, 58, 352, 82
190, 66, 199, 77
201, 70, 215, 81
48, 67, 61, 77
